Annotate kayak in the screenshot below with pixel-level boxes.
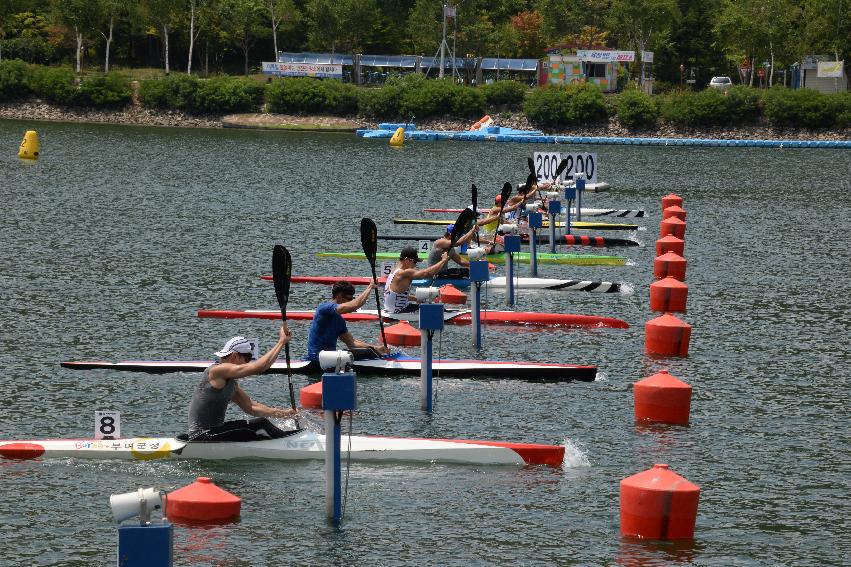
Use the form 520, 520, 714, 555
316, 251, 627, 266
261, 274, 623, 293
423, 207, 645, 218
393, 219, 638, 231
0, 431, 564, 466
376, 233, 639, 247
61, 351, 599, 381
196, 308, 630, 328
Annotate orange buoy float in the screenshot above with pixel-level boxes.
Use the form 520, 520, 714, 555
659, 216, 686, 239
650, 277, 688, 313
300, 381, 323, 409
633, 370, 692, 424
654, 251, 687, 281
167, 477, 241, 523
663, 205, 687, 221
384, 320, 420, 346
439, 284, 467, 305
655, 235, 684, 257
661, 193, 683, 210
620, 464, 700, 539
469, 115, 493, 131
645, 313, 691, 356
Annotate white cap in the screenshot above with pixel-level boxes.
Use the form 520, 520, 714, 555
214, 336, 259, 360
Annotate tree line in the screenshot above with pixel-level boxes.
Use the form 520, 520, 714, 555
0, 0, 848, 88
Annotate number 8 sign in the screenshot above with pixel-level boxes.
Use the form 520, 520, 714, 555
94, 410, 121, 440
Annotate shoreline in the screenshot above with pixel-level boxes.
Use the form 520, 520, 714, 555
2, 99, 849, 141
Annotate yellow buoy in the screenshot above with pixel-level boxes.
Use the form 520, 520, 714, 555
389, 127, 404, 147
18, 130, 40, 160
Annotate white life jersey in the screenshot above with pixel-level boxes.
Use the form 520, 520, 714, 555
383, 268, 410, 313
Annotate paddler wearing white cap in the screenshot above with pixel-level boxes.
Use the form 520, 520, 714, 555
186, 326, 298, 441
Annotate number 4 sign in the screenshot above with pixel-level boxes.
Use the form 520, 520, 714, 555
95, 410, 121, 440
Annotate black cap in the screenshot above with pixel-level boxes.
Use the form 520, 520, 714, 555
400, 246, 420, 262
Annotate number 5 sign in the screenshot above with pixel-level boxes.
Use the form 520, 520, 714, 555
95, 410, 121, 440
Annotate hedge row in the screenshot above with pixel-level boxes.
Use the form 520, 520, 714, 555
3, 60, 850, 128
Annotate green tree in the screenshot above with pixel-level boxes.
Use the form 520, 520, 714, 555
99, 0, 132, 72
608, 0, 680, 86
304, 0, 339, 52
51, 0, 103, 73
217, 0, 265, 75
267, 0, 300, 59
144, 0, 181, 74
406, 0, 441, 55
510, 10, 546, 58
800, 0, 851, 71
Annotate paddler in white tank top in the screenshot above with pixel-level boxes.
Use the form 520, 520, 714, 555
383, 246, 450, 313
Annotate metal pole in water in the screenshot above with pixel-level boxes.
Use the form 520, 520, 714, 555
418, 303, 444, 412
469, 261, 489, 350
528, 212, 542, 277
564, 187, 576, 235
322, 371, 357, 526
548, 199, 561, 254
576, 175, 586, 221
504, 235, 521, 307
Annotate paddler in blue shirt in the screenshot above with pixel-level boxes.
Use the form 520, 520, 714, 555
305, 280, 390, 370
383, 246, 450, 313
186, 329, 299, 442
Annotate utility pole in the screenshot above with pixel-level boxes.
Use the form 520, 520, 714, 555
439, 4, 447, 78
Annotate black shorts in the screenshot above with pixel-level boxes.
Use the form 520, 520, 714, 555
184, 417, 295, 442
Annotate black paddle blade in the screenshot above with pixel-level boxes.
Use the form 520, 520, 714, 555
449, 207, 476, 248
527, 156, 535, 176
500, 182, 512, 203
272, 245, 292, 320
471, 183, 478, 213
360, 218, 378, 265
554, 158, 569, 179
522, 172, 537, 194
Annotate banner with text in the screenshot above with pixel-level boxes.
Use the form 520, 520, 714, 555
817, 61, 844, 78
262, 62, 343, 79
576, 50, 635, 63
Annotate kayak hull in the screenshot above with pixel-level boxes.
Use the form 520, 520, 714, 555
377, 233, 640, 247
423, 207, 644, 218
268, 275, 622, 293
316, 251, 627, 266
393, 218, 638, 231
0, 432, 564, 466
196, 308, 629, 328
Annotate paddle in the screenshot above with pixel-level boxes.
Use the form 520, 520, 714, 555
360, 218, 388, 351
471, 183, 480, 246
430, 206, 477, 287
527, 156, 535, 177
272, 245, 298, 416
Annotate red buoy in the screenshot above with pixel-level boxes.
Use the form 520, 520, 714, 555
384, 320, 420, 346
661, 193, 683, 210
662, 205, 687, 221
633, 370, 692, 424
439, 284, 467, 305
655, 235, 684, 257
167, 477, 241, 523
0, 442, 45, 460
650, 277, 688, 313
654, 252, 687, 281
300, 381, 323, 409
659, 216, 686, 239
645, 313, 691, 356
620, 464, 700, 539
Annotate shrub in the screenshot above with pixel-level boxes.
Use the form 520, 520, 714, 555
76, 73, 132, 108
0, 37, 58, 64
397, 76, 458, 117
725, 85, 762, 123
139, 74, 199, 110
266, 77, 358, 115
188, 76, 263, 115
357, 84, 401, 119
29, 66, 77, 105
0, 59, 32, 101
616, 89, 658, 128
763, 87, 835, 128
833, 92, 851, 128
524, 83, 607, 127
660, 89, 733, 126
451, 86, 485, 118
480, 80, 527, 109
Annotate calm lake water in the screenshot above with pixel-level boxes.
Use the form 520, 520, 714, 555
0, 119, 848, 566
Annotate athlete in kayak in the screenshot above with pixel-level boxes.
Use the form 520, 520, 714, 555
186, 329, 298, 442
384, 246, 449, 313
306, 280, 389, 368
427, 223, 476, 276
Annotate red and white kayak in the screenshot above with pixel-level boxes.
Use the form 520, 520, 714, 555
61, 350, 598, 381
423, 206, 644, 217
0, 430, 564, 466
196, 308, 629, 329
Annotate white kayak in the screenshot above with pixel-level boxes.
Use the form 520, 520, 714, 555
0, 430, 564, 466
563, 180, 611, 192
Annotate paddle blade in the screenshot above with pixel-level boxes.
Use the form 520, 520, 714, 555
471, 183, 478, 213
272, 245, 292, 320
527, 157, 535, 176
522, 172, 537, 194
554, 157, 569, 179
449, 207, 476, 248
360, 218, 378, 265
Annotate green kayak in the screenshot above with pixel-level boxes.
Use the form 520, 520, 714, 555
316, 251, 626, 266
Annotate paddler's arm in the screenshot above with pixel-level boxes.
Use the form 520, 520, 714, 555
337, 281, 376, 315
411, 252, 449, 279
231, 383, 297, 418
210, 326, 290, 381
450, 247, 469, 266
339, 331, 390, 354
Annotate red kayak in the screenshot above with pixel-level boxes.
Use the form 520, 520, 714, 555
197, 308, 629, 329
